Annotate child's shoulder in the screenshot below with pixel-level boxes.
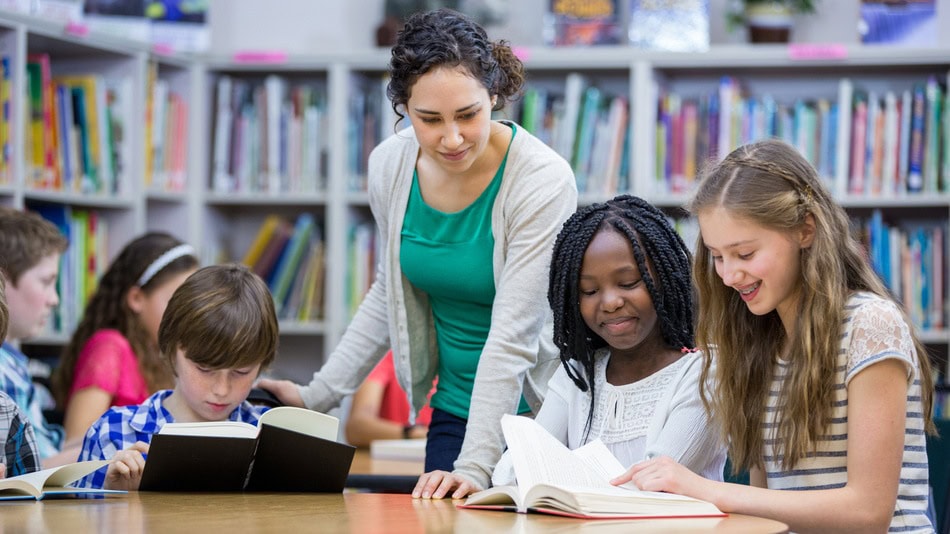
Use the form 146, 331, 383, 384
844, 291, 905, 327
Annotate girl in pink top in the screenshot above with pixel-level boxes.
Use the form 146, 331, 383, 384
52, 233, 198, 441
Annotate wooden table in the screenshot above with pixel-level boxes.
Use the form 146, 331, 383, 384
0, 492, 790, 533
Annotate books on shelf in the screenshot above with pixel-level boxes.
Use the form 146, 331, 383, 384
211, 74, 327, 195
628, 0, 710, 52
0, 460, 125, 500
241, 214, 325, 321
460, 415, 724, 519
543, 0, 623, 46
139, 406, 355, 492
654, 72, 949, 199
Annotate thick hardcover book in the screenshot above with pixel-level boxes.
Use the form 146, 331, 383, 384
0, 460, 125, 500
139, 406, 355, 492
460, 415, 724, 519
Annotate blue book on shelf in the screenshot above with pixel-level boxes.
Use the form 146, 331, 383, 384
271, 213, 315, 315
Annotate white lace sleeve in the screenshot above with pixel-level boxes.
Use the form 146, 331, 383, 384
845, 297, 916, 385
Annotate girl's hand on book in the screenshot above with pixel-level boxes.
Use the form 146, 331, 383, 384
0, 462, 5, 479
412, 470, 477, 500
256, 379, 305, 408
104, 441, 150, 491
611, 455, 706, 497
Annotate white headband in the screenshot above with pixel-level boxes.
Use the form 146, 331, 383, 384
137, 244, 195, 287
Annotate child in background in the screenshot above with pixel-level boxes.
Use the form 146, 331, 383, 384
615, 139, 936, 533
493, 195, 725, 486
345, 350, 434, 447
0, 276, 41, 478
0, 206, 75, 467
52, 233, 199, 442
75, 263, 279, 490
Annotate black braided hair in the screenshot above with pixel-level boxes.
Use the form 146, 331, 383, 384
548, 195, 694, 440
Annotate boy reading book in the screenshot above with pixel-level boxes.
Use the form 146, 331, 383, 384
75, 264, 279, 490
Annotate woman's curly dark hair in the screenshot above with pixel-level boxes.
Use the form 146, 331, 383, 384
387, 8, 524, 126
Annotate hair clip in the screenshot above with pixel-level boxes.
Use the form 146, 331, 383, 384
681, 347, 698, 354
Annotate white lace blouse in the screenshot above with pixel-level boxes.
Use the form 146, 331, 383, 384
492, 349, 725, 486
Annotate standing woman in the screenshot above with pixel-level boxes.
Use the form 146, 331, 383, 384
261, 8, 577, 498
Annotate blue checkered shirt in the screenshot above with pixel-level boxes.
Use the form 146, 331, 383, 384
76, 389, 268, 488
0, 342, 64, 459
1, 391, 40, 476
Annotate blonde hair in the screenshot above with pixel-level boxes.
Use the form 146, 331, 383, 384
689, 139, 935, 473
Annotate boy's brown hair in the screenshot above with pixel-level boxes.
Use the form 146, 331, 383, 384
0, 206, 68, 284
158, 263, 278, 373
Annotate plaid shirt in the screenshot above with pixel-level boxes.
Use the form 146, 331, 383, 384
1, 391, 40, 476
76, 389, 268, 488
0, 343, 64, 459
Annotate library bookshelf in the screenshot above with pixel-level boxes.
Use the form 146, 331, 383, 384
1, 12, 946, 405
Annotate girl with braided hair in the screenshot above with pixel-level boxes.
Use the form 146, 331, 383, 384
493, 194, 725, 486
52, 233, 198, 442
615, 139, 936, 533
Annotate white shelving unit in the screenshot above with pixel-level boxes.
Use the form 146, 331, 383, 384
2, 11, 946, 382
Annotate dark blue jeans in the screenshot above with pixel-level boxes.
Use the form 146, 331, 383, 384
424, 408, 467, 472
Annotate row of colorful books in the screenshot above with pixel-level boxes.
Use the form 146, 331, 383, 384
655, 74, 950, 197
860, 210, 945, 331
512, 74, 631, 195
24, 53, 128, 195
212, 75, 328, 195
144, 63, 188, 194
241, 213, 325, 322
30, 204, 108, 336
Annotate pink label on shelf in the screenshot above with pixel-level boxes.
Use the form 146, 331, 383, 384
152, 43, 175, 56
64, 21, 89, 38
232, 50, 288, 64
787, 43, 848, 61
512, 46, 531, 62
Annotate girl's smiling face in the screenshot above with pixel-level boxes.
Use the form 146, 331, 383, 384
698, 206, 813, 333
578, 227, 662, 354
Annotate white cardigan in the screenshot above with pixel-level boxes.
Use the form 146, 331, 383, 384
297, 121, 578, 489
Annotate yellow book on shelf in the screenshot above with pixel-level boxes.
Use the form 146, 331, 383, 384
242, 214, 281, 267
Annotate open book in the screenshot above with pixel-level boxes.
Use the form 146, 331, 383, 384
139, 406, 355, 492
0, 460, 125, 500
460, 415, 724, 519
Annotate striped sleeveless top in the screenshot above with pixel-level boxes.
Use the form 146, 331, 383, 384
762, 292, 933, 533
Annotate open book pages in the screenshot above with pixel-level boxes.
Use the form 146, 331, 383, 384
460, 415, 724, 518
157, 405, 339, 440
0, 460, 124, 500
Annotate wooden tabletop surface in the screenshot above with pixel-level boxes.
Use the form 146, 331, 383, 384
0, 492, 790, 533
